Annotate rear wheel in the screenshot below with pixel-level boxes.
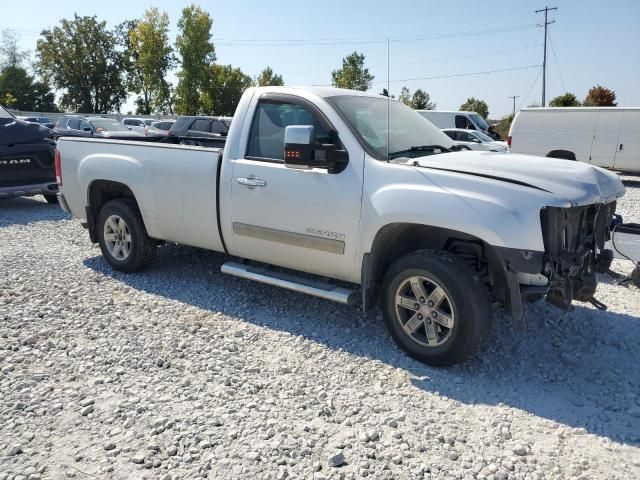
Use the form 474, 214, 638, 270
43, 194, 58, 204
382, 250, 491, 366
96, 199, 156, 272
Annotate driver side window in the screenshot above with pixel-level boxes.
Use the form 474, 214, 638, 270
460, 132, 474, 142
247, 102, 329, 161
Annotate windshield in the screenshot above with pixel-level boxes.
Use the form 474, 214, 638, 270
89, 119, 130, 132
469, 113, 489, 130
328, 95, 454, 160
471, 130, 494, 142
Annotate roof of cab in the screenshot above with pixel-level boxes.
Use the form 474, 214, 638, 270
251, 86, 384, 99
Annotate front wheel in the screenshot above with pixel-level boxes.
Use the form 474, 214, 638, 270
382, 250, 491, 366
96, 199, 157, 272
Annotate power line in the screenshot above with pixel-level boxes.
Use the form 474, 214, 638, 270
518, 66, 543, 109
548, 31, 566, 94
213, 24, 536, 47
535, 6, 557, 106
511, 24, 538, 96
312, 64, 541, 87
281, 45, 531, 76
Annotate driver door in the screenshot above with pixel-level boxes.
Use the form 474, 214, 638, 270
227, 95, 364, 282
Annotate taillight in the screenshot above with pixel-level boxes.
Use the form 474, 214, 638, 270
55, 149, 62, 186
144, 127, 149, 136
507, 136, 512, 148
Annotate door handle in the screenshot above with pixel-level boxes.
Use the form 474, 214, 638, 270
619, 143, 623, 151
237, 177, 266, 188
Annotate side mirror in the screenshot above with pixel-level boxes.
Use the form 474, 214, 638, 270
284, 125, 314, 168
472, 138, 481, 143
284, 125, 349, 173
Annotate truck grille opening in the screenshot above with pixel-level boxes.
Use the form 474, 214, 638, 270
540, 202, 616, 306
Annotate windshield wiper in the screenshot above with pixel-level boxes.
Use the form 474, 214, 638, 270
388, 144, 452, 160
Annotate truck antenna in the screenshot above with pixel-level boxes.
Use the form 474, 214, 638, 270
387, 38, 390, 162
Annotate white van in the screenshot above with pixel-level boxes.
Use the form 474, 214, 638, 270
417, 110, 502, 140
509, 107, 640, 172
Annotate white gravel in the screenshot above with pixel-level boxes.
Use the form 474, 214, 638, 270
1, 176, 640, 480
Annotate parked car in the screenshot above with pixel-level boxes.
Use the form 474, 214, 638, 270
418, 110, 502, 141
18, 116, 55, 129
122, 117, 157, 135
442, 128, 508, 152
54, 115, 144, 139
56, 86, 623, 366
168, 115, 231, 147
0, 104, 58, 203
144, 120, 175, 137
509, 107, 640, 172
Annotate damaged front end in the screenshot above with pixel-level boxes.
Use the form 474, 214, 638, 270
540, 202, 617, 311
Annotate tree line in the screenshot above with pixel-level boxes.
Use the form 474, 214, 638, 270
0, 6, 285, 115
0, 6, 620, 118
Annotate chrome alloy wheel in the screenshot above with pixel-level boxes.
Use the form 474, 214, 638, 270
103, 214, 132, 261
394, 275, 455, 347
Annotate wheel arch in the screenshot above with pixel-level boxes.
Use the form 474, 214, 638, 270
546, 149, 576, 160
86, 180, 142, 243
361, 222, 509, 313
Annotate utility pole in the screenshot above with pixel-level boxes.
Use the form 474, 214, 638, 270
508, 95, 520, 117
536, 6, 557, 107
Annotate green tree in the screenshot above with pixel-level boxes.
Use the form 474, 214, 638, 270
460, 97, 489, 119
125, 8, 176, 114
549, 92, 580, 107
584, 85, 617, 106
174, 5, 216, 115
0, 29, 29, 69
202, 64, 252, 116
2, 92, 16, 107
37, 15, 127, 113
331, 52, 374, 91
0, 67, 57, 111
255, 66, 284, 87
494, 114, 514, 140
398, 86, 411, 106
411, 89, 436, 110
0, 29, 57, 111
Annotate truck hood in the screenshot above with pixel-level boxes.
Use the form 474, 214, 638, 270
409, 151, 625, 206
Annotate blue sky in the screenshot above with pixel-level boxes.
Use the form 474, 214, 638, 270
4, 0, 639, 117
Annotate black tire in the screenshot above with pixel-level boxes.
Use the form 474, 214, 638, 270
632, 266, 640, 289
43, 194, 58, 204
546, 150, 576, 161
96, 199, 156, 272
382, 250, 491, 366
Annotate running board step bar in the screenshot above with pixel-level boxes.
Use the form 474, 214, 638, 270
221, 262, 357, 305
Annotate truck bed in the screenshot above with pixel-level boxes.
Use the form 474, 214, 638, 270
58, 137, 226, 253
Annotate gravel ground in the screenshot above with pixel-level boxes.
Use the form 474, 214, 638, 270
1, 176, 640, 480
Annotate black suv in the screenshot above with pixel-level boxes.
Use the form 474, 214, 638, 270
0, 105, 58, 203
168, 116, 231, 148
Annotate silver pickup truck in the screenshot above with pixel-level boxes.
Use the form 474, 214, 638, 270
56, 86, 625, 366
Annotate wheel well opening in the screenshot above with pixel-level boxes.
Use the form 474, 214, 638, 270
546, 150, 576, 161
88, 180, 137, 219
363, 223, 505, 310
86, 181, 139, 242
